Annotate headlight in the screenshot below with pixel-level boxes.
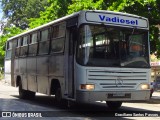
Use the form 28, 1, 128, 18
141, 84, 150, 90
80, 84, 95, 90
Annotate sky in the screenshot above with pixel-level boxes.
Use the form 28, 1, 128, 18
0, 12, 2, 20
0, 2, 2, 20
0, 2, 3, 34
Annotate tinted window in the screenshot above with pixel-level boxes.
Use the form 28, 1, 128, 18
51, 23, 66, 53
31, 33, 37, 44
52, 23, 66, 38
7, 41, 12, 50
41, 29, 48, 41
51, 38, 64, 53
22, 36, 28, 46
6, 41, 12, 59
17, 38, 22, 47
29, 32, 38, 55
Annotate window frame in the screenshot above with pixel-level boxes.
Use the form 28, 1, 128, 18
40, 28, 50, 42
38, 27, 51, 55
28, 31, 38, 56
22, 35, 28, 46
19, 35, 29, 57
5, 41, 12, 59
30, 31, 38, 45
50, 22, 66, 54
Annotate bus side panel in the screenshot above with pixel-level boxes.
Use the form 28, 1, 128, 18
27, 57, 37, 92
37, 56, 49, 94
14, 59, 19, 73
49, 55, 65, 95
14, 59, 19, 86
49, 55, 64, 76
4, 60, 11, 84
19, 58, 27, 90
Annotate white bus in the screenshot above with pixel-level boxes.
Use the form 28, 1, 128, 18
4, 10, 151, 109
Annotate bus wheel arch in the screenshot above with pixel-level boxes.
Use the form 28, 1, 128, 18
16, 76, 21, 87
18, 77, 27, 99
50, 79, 62, 101
50, 79, 61, 95
17, 75, 35, 99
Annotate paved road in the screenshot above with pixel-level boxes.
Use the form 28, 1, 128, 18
0, 80, 160, 120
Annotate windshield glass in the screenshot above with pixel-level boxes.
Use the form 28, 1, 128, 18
76, 24, 150, 68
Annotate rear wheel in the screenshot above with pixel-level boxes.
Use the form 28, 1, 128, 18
19, 80, 35, 99
106, 101, 122, 110
55, 88, 62, 103
19, 80, 27, 99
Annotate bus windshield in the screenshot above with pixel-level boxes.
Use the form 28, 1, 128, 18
77, 24, 150, 68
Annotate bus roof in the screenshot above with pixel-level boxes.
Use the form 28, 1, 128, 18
7, 10, 148, 41
7, 11, 80, 41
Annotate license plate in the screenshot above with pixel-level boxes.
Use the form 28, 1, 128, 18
108, 93, 131, 98
113, 93, 125, 97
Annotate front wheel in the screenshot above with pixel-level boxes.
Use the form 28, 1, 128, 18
55, 87, 67, 107
106, 101, 122, 110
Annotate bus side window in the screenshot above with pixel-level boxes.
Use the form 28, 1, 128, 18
51, 23, 66, 53
28, 32, 38, 56
7, 41, 12, 50
5, 41, 12, 59
15, 38, 22, 58
20, 36, 28, 57
38, 28, 50, 55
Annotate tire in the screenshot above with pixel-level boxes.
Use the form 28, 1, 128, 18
106, 101, 122, 110
55, 87, 67, 107
19, 80, 28, 99
19, 80, 35, 99
55, 88, 62, 103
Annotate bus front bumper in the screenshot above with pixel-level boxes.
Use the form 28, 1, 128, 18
76, 90, 150, 102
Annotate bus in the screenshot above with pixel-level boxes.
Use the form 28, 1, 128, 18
4, 10, 151, 109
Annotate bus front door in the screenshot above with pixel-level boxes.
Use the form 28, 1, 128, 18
67, 27, 76, 98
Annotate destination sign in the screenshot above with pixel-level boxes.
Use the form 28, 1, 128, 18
85, 12, 148, 28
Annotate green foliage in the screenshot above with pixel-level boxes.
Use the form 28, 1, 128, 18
0, 27, 23, 67
29, 0, 71, 28
68, 0, 104, 14
1, 0, 47, 29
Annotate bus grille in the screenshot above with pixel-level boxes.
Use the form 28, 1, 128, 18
87, 69, 147, 89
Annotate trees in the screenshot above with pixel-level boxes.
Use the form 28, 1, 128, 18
29, 0, 71, 28
0, 0, 48, 67
1, 0, 48, 29
0, 27, 22, 67
67, 0, 104, 14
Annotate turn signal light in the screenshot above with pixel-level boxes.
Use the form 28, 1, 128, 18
141, 84, 150, 90
80, 84, 95, 90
